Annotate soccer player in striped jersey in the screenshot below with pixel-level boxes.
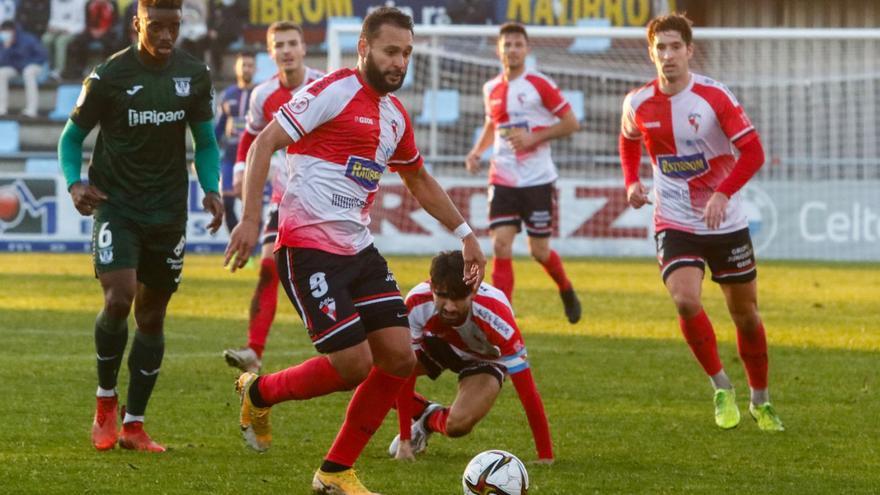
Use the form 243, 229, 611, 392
388, 251, 553, 464
619, 13, 783, 431
222, 21, 324, 374
225, 8, 485, 494
466, 22, 582, 324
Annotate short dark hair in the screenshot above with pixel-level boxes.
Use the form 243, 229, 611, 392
647, 12, 694, 45
236, 50, 255, 60
139, 0, 183, 8
361, 6, 414, 42
266, 21, 304, 45
499, 22, 528, 42
0, 20, 15, 31
430, 251, 470, 300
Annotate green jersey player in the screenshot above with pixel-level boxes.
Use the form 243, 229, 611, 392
57, 0, 223, 452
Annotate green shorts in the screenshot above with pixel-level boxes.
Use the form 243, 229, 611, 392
92, 208, 187, 292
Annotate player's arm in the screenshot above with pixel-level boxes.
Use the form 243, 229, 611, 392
399, 166, 486, 289
703, 93, 765, 229
233, 88, 266, 196
465, 117, 495, 174
509, 367, 554, 462
507, 109, 579, 154
189, 120, 223, 234
619, 94, 650, 209
224, 121, 292, 271
58, 120, 106, 216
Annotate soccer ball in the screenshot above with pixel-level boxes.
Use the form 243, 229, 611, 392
462, 450, 529, 495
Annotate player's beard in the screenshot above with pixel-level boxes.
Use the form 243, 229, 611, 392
364, 51, 406, 94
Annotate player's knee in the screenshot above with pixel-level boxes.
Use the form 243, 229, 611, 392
672, 295, 702, 318
529, 245, 550, 263
103, 293, 134, 320
492, 239, 513, 258
731, 310, 761, 333
374, 347, 416, 378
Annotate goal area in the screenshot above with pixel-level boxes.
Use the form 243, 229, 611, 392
327, 25, 880, 261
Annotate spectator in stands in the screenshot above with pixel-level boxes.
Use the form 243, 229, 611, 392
43, 0, 87, 79
16, 0, 51, 38
0, 20, 48, 118
207, 0, 247, 74
66, 0, 121, 79
0, 0, 16, 26
178, 0, 207, 61
447, 0, 493, 24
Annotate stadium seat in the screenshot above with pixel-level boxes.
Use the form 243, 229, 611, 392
25, 158, 59, 174
254, 52, 275, 84
320, 16, 363, 54
561, 90, 585, 121
49, 84, 83, 121
0, 120, 20, 153
472, 126, 492, 160
568, 17, 612, 54
416, 90, 459, 126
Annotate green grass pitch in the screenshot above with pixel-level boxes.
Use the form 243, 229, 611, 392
1, 253, 878, 494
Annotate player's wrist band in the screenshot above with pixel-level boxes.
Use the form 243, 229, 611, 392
233, 162, 246, 174
453, 222, 473, 240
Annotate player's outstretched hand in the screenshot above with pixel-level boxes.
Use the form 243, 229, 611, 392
465, 151, 481, 174
69, 182, 107, 216
394, 439, 415, 461
702, 192, 729, 230
202, 192, 224, 234
626, 182, 651, 209
224, 218, 260, 272
461, 234, 486, 291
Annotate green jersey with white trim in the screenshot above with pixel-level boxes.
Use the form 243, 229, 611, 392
70, 46, 214, 224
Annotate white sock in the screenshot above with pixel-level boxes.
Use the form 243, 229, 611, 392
751, 388, 770, 405
709, 370, 733, 390
123, 413, 145, 424
96, 386, 116, 398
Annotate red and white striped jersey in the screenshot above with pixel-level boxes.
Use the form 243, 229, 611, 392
622, 73, 758, 235
483, 70, 571, 187
244, 67, 324, 203
405, 281, 529, 374
273, 68, 423, 255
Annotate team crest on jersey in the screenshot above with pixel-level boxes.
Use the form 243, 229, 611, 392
390, 119, 399, 140
173, 77, 191, 97
688, 112, 701, 133
319, 297, 337, 321
345, 156, 385, 192
657, 152, 709, 180
291, 97, 309, 114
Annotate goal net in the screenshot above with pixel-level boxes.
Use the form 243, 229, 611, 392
327, 25, 880, 261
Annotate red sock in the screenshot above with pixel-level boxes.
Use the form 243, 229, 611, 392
325, 367, 407, 467
257, 356, 349, 405
679, 309, 723, 376
426, 407, 449, 436
737, 322, 768, 389
492, 257, 514, 302
510, 368, 553, 460
247, 257, 279, 358
539, 250, 572, 292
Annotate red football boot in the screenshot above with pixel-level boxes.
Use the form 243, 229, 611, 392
118, 417, 166, 453
91, 396, 118, 451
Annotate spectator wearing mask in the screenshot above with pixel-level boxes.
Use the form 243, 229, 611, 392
0, 20, 48, 117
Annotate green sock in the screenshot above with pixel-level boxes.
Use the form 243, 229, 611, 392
126, 330, 164, 417
94, 310, 128, 391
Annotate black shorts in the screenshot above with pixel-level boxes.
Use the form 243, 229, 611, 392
261, 204, 279, 246
488, 183, 555, 238
417, 336, 506, 387
276, 244, 408, 353
655, 227, 757, 284
92, 207, 186, 292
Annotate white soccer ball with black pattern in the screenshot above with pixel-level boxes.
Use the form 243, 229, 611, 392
462, 449, 529, 495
